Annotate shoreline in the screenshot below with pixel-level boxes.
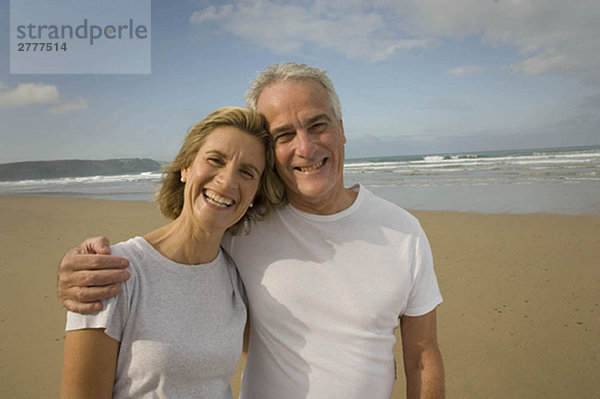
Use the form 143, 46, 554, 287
2, 190, 599, 217
1, 196, 598, 398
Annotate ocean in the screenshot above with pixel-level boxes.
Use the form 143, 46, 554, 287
1, 145, 599, 215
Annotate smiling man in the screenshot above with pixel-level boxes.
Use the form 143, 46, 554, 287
58, 63, 444, 399
254, 78, 354, 214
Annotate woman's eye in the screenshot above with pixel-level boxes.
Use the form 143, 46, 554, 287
207, 157, 223, 166
241, 169, 255, 179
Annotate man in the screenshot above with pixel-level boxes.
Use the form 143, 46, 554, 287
58, 63, 444, 398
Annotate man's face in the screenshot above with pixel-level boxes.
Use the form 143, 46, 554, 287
256, 80, 347, 211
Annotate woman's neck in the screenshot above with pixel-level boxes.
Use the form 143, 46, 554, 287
143, 216, 225, 265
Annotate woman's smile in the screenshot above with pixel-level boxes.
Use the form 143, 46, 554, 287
180, 126, 266, 231
202, 188, 234, 208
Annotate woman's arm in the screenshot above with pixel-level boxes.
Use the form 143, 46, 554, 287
61, 329, 119, 399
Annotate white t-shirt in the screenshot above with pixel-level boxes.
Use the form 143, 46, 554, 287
66, 236, 247, 399
224, 184, 442, 399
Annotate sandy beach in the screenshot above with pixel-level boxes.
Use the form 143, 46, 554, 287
1, 195, 598, 398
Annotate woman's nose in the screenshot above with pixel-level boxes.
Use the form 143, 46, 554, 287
215, 165, 236, 188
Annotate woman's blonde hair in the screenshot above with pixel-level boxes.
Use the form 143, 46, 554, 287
157, 106, 285, 234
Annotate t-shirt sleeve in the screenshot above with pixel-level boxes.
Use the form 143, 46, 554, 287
65, 245, 134, 342
403, 226, 443, 317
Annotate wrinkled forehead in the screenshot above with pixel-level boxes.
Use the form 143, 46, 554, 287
256, 80, 335, 123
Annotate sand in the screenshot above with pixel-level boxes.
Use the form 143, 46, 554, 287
1, 195, 598, 398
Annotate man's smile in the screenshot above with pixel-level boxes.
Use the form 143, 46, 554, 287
294, 159, 326, 172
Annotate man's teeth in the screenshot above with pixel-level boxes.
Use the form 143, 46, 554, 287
298, 160, 324, 172
204, 191, 233, 207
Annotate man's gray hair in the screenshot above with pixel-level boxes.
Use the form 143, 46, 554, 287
245, 62, 342, 119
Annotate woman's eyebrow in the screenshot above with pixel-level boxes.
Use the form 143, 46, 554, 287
205, 149, 227, 157
206, 150, 261, 174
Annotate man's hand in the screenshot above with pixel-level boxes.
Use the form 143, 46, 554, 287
58, 237, 130, 314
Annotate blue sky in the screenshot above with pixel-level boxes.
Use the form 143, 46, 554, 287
1, 0, 599, 163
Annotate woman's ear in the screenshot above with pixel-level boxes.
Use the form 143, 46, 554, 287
180, 168, 188, 183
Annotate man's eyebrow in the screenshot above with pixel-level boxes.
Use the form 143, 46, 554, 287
270, 124, 293, 136
306, 113, 332, 125
270, 113, 332, 135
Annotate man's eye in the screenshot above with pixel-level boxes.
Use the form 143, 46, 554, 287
310, 123, 327, 132
275, 132, 294, 143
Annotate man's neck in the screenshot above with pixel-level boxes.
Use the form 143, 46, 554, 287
288, 186, 359, 215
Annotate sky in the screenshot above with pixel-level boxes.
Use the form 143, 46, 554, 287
1, 0, 599, 163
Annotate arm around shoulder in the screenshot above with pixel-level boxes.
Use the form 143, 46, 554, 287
58, 236, 130, 313
400, 307, 445, 399
61, 328, 119, 399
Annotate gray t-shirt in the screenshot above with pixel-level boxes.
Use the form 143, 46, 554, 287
66, 236, 247, 399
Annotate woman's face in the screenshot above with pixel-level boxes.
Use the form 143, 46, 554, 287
181, 126, 266, 231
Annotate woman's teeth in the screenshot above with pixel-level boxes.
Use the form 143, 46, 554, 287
204, 190, 233, 207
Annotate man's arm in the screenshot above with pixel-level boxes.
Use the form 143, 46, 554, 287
61, 329, 119, 399
400, 308, 445, 399
58, 237, 130, 313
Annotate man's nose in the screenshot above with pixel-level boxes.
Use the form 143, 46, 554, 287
294, 129, 317, 157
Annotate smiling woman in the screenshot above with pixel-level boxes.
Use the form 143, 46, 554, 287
60, 107, 285, 399
157, 107, 285, 235
180, 126, 268, 232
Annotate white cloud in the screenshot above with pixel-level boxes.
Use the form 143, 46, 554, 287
0, 83, 60, 108
0, 83, 88, 115
190, 0, 429, 61
190, 0, 600, 83
388, 0, 600, 84
49, 98, 88, 115
445, 65, 486, 77
190, 5, 234, 23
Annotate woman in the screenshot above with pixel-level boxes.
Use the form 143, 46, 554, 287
60, 107, 284, 398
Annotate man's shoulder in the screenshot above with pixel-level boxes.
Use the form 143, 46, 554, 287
360, 186, 421, 227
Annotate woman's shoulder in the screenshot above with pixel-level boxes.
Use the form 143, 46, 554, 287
110, 236, 151, 280
112, 236, 150, 260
